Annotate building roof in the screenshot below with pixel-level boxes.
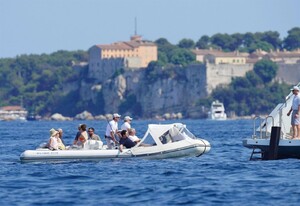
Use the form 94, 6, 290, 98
192, 49, 248, 58
266, 51, 300, 58
95, 36, 156, 50
0, 106, 26, 111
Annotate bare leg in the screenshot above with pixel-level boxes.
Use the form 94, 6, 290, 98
292, 125, 297, 139
297, 124, 300, 138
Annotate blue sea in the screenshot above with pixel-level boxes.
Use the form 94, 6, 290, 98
1, 119, 300, 206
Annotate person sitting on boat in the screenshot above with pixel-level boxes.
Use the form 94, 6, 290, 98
57, 128, 65, 145
88, 127, 101, 141
287, 86, 300, 139
57, 129, 66, 150
119, 130, 136, 152
73, 124, 88, 147
128, 128, 141, 144
105, 113, 121, 149
121, 116, 133, 131
73, 124, 82, 145
48, 128, 59, 150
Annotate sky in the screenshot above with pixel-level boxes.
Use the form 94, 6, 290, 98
0, 0, 299, 58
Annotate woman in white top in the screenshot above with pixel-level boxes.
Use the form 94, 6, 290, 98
48, 128, 59, 150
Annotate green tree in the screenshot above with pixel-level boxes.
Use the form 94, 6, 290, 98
253, 59, 278, 83
177, 38, 195, 49
169, 49, 195, 66
196, 35, 210, 49
283, 27, 300, 50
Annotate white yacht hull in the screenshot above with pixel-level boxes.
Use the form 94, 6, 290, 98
243, 138, 300, 159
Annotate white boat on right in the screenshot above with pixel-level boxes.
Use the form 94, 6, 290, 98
243, 82, 300, 160
207, 100, 227, 120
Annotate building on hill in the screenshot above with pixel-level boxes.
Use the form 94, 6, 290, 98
0, 106, 27, 121
204, 51, 247, 65
191, 48, 224, 62
263, 49, 300, 64
88, 35, 157, 71
192, 48, 248, 65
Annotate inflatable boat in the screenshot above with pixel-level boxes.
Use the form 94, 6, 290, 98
20, 123, 211, 162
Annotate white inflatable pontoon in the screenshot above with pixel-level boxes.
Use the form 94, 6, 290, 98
20, 123, 211, 162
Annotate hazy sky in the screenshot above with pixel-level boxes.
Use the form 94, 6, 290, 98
0, 0, 299, 58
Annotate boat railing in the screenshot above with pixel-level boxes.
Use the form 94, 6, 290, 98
252, 115, 274, 139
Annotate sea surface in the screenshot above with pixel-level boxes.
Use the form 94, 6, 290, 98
1, 119, 300, 206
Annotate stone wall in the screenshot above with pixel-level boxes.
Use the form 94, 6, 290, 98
275, 63, 300, 85
206, 63, 253, 94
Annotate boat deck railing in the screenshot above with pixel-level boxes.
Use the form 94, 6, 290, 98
252, 116, 274, 139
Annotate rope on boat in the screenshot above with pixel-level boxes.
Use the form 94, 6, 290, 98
196, 139, 208, 157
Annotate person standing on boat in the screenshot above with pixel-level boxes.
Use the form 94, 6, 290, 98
119, 130, 136, 152
121, 116, 133, 131
287, 86, 300, 139
105, 113, 121, 149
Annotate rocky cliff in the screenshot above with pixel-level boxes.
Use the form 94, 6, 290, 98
64, 62, 255, 118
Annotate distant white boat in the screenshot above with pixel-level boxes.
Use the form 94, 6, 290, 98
208, 100, 227, 120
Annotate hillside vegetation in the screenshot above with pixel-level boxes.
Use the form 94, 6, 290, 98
0, 28, 299, 117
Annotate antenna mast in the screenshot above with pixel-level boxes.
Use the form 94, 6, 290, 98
134, 17, 137, 35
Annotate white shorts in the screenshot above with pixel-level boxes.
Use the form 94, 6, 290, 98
291, 111, 300, 125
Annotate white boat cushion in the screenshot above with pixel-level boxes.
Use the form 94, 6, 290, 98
83, 140, 103, 150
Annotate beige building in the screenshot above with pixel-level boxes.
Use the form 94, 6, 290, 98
192, 48, 248, 65
89, 35, 157, 69
204, 52, 247, 65
264, 49, 300, 64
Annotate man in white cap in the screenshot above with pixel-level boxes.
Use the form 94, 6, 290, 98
121, 115, 133, 131
105, 113, 121, 149
287, 86, 300, 139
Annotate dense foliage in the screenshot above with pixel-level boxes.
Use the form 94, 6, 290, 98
0, 27, 299, 117
0, 50, 88, 116
152, 27, 300, 67
209, 59, 290, 116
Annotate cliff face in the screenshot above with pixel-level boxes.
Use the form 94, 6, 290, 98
64, 63, 255, 118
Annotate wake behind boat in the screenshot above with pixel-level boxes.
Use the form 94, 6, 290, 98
243, 82, 300, 160
20, 123, 211, 162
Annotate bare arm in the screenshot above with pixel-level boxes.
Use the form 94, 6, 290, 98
287, 107, 292, 116
110, 131, 116, 142
119, 144, 124, 152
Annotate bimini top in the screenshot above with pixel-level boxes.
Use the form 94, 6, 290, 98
138, 123, 197, 147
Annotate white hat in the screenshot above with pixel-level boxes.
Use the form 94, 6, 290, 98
291, 86, 299, 91
124, 116, 133, 121
113, 113, 121, 118
49, 128, 59, 136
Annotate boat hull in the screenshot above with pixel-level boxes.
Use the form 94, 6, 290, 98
20, 142, 211, 162
243, 138, 300, 159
